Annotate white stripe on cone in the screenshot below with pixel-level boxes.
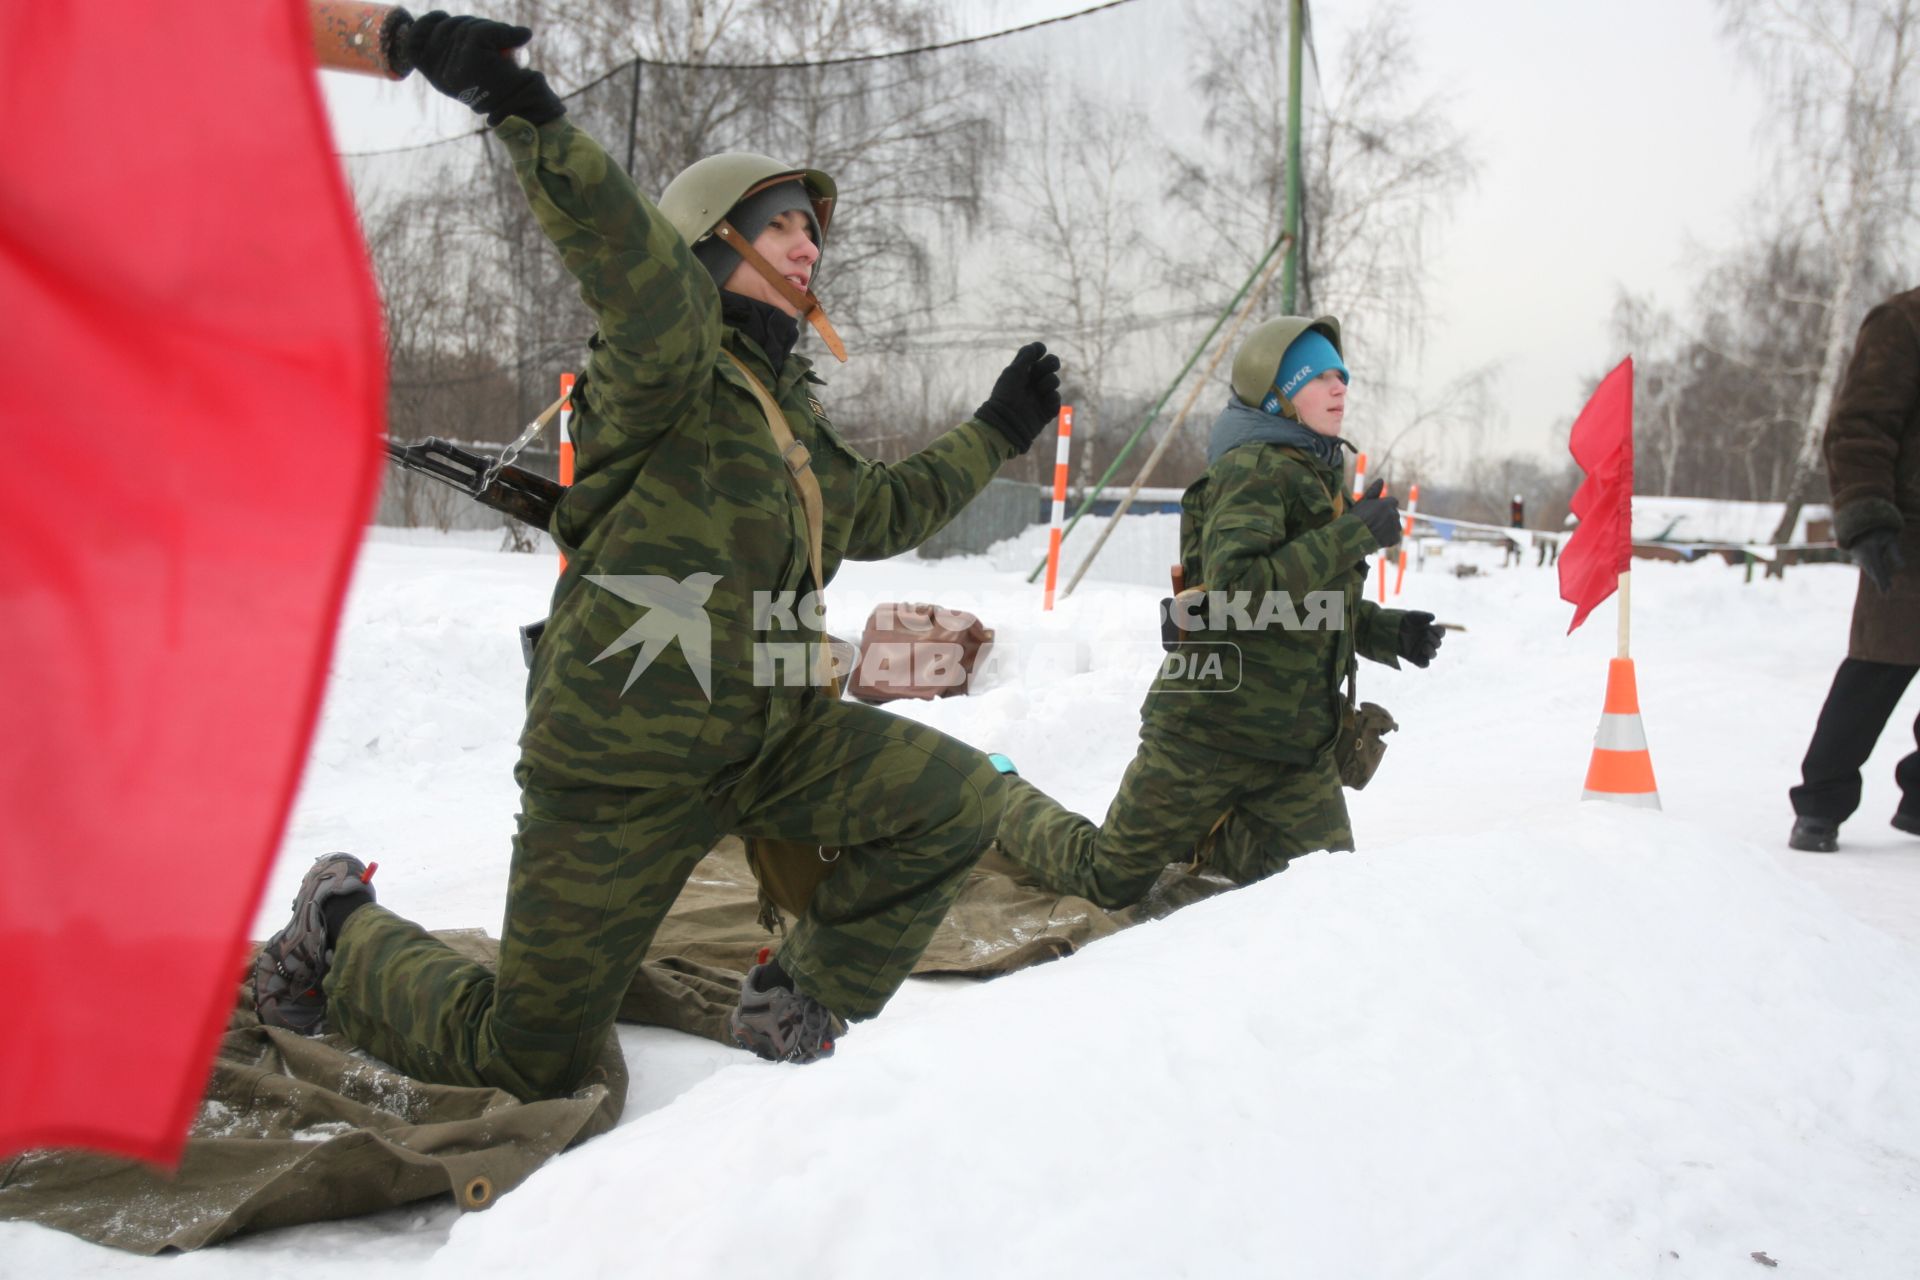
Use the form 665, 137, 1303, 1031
1581, 788, 1661, 808
1592, 713, 1649, 753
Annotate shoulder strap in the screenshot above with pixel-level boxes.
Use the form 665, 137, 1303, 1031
723, 350, 832, 686
1271, 446, 1360, 699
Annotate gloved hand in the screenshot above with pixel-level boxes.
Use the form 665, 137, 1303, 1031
1397, 610, 1444, 668
405, 12, 565, 126
974, 342, 1063, 454
1852, 527, 1906, 593
1349, 479, 1403, 550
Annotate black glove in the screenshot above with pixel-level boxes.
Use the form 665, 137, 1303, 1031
1348, 479, 1403, 550
974, 342, 1063, 454
1852, 528, 1906, 593
405, 12, 565, 127
1398, 610, 1444, 668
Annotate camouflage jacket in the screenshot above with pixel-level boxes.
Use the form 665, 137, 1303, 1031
1143, 440, 1407, 764
493, 117, 1019, 789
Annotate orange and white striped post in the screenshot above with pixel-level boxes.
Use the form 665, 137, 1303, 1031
1376, 480, 1391, 603
1394, 483, 1420, 596
1042, 405, 1073, 611
557, 371, 575, 573
1351, 452, 1368, 502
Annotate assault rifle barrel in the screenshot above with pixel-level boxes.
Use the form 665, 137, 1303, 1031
383, 437, 562, 530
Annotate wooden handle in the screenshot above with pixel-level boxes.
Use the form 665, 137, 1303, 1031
311, 1, 414, 79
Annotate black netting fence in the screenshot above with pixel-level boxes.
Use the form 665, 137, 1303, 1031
345, 0, 1330, 550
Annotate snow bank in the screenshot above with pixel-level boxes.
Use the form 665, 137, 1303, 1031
429, 805, 1920, 1279
14, 526, 1920, 1278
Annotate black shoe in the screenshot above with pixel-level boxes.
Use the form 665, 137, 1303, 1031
252, 854, 377, 1034
1789, 817, 1840, 853
728, 948, 842, 1064
1894, 811, 1920, 837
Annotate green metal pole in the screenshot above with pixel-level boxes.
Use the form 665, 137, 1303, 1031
1026, 230, 1289, 584
1282, 0, 1304, 313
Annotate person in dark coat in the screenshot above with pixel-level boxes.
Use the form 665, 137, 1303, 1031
1789, 287, 1920, 851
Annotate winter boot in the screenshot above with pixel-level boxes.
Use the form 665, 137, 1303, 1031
252, 853, 377, 1034
728, 948, 843, 1064
1894, 810, 1920, 837
1788, 816, 1840, 853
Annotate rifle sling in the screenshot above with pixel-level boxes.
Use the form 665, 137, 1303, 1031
722, 350, 833, 687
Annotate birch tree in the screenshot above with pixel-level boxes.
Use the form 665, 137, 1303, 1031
1179, 0, 1474, 371
1718, 0, 1920, 540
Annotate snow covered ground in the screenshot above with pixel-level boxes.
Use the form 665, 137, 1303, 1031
9, 519, 1920, 1278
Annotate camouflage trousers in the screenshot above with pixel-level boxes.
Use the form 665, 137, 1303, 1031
325, 694, 1007, 1101
993, 728, 1352, 910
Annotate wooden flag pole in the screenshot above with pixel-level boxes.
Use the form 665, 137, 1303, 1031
1617, 570, 1632, 659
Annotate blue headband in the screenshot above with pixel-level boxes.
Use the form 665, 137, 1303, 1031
1261, 329, 1349, 416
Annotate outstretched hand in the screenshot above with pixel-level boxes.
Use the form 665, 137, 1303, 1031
974, 342, 1064, 454
406, 13, 564, 126
1397, 610, 1445, 668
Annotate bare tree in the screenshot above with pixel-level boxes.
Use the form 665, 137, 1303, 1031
350, 0, 1004, 500
994, 85, 1158, 491
1178, 0, 1475, 372
498, 0, 1001, 359
1608, 220, 1900, 504
1718, 0, 1920, 539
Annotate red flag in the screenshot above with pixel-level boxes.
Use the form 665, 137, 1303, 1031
1559, 357, 1635, 634
0, 3, 384, 1164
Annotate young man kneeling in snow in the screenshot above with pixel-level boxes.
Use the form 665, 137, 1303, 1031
253, 13, 1063, 1095
992, 316, 1445, 909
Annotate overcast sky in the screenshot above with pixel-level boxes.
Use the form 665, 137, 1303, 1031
321, 0, 1774, 465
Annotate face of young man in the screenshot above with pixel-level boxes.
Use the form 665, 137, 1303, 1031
721, 210, 819, 316
1290, 368, 1348, 437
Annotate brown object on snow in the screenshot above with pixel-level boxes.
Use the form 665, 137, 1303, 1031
845, 602, 995, 703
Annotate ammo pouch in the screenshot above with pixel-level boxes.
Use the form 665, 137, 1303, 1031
519, 618, 547, 668
741, 638, 860, 930
744, 837, 842, 928
1335, 696, 1397, 790
1160, 587, 1206, 653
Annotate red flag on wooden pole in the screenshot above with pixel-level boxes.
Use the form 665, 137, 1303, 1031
1559, 357, 1635, 635
0, 1, 386, 1164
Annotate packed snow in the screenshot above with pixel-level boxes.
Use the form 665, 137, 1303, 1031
8, 518, 1920, 1279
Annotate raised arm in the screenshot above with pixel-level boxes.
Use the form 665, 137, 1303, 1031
824, 417, 1023, 563
407, 13, 718, 439
827, 342, 1060, 562
495, 118, 720, 434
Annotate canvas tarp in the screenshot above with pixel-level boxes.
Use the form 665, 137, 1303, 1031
1, 840, 1232, 1253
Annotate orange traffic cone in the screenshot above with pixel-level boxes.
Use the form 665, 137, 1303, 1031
1581, 657, 1660, 809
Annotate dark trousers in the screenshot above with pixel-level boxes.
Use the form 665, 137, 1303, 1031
1790, 658, 1920, 823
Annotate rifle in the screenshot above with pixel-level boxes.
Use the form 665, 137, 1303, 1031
385, 437, 562, 530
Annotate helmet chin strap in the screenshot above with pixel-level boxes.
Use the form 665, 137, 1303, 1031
714, 220, 848, 363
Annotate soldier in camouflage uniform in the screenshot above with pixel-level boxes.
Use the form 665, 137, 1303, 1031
253, 15, 1062, 1094
994, 316, 1447, 909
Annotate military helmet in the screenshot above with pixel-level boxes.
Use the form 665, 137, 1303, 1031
658, 153, 837, 252
1232, 315, 1343, 407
